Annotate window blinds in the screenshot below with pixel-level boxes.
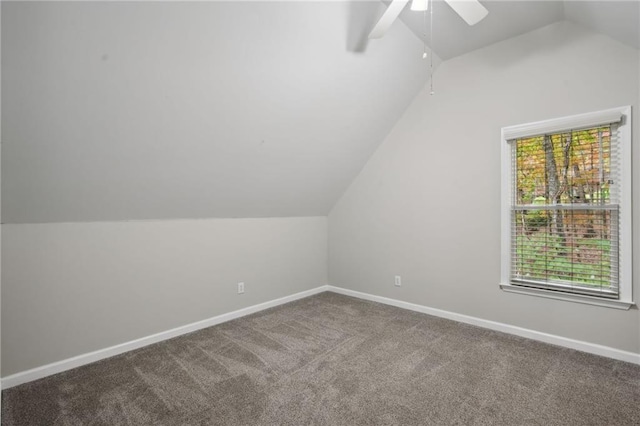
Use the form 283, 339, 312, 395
508, 119, 622, 298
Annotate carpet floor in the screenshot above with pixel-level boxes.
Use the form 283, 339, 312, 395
2, 292, 640, 425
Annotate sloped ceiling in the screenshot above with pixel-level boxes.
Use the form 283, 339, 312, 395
1, 1, 429, 223
400, 0, 639, 60
564, 1, 640, 50
2, 1, 637, 224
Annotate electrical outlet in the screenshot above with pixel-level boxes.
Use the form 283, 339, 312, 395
238, 282, 245, 294
394, 275, 401, 287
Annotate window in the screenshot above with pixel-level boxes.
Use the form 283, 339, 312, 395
500, 107, 633, 309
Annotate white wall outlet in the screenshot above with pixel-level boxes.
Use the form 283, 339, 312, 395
394, 275, 401, 287
238, 282, 245, 294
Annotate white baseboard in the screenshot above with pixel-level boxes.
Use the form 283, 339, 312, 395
1, 285, 330, 390
327, 285, 640, 365
4, 283, 638, 390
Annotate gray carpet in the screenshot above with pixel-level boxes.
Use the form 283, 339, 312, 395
3, 292, 640, 425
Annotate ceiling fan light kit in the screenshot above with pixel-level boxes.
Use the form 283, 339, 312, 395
369, 0, 488, 40
368, 0, 488, 94
410, 0, 428, 12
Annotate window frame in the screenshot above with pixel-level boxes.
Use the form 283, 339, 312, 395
500, 106, 634, 310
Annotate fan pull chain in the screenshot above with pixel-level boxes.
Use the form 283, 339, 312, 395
422, 10, 428, 59
429, 0, 434, 95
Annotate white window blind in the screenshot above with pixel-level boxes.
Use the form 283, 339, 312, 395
500, 107, 633, 308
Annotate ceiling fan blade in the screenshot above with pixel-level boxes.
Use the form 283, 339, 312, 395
368, 0, 410, 39
444, 0, 488, 26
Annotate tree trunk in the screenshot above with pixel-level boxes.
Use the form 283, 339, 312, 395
543, 135, 566, 247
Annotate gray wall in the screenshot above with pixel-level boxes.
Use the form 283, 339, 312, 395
2, 217, 327, 376
2, 2, 638, 383
1, 1, 427, 223
0, 1, 420, 377
329, 21, 640, 354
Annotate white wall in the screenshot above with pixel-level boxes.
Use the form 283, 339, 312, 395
329, 21, 640, 354
1, 217, 327, 376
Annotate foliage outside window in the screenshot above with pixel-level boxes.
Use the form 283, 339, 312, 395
501, 107, 633, 309
512, 127, 617, 297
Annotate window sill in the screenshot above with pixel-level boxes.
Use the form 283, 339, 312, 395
499, 283, 635, 310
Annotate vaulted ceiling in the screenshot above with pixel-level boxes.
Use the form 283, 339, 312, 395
398, 0, 639, 60
2, 1, 638, 223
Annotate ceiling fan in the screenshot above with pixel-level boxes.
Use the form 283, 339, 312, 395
369, 0, 488, 39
